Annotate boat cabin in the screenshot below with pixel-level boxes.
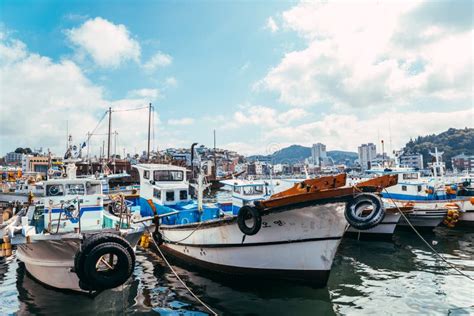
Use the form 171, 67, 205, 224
220, 179, 272, 214
134, 164, 221, 224
33, 177, 104, 233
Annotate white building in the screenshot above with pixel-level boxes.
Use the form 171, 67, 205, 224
311, 143, 327, 166
399, 154, 424, 169
5, 152, 23, 163
358, 143, 377, 170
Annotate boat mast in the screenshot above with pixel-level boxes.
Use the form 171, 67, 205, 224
147, 103, 152, 162
107, 107, 112, 160
213, 129, 217, 179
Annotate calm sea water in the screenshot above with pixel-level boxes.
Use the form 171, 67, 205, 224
1, 191, 473, 315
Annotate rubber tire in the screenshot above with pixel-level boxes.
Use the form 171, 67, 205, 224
345, 193, 385, 230
82, 242, 133, 291
237, 206, 262, 236
75, 233, 135, 290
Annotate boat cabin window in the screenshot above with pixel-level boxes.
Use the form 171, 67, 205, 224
154, 170, 184, 182
233, 186, 241, 194
417, 185, 422, 192
243, 185, 264, 195
144, 170, 150, 179
179, 190, 188, 200
401, 185, 407, 191
166, 191, 175, 201
65, 183, 85, 195
403, 173, 418, 180
46, 184, 64, 197
86, 182, 101, 195
153, 188, 161, 199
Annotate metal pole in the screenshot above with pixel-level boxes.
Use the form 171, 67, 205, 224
213, 129, 217, 179
147, 103, 152, 161
107, 107, 112, 160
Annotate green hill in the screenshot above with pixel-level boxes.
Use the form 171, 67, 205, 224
247, 145, 358, 165
404, 128, 474, 169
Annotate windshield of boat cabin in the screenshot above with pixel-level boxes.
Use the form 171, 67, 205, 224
154, 170, 184, 181
403, 173, 419, 180
65, 183, 85, 195
243, 185, 264, 195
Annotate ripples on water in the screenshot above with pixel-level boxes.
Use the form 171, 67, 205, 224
1, 191, 473, 315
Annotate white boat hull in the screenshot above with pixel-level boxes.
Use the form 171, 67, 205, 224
346, 212, 401, 238
159, 202, 348, 287
16, 232, 142, 292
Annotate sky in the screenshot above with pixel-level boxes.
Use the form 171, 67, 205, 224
0, 0, 472, 157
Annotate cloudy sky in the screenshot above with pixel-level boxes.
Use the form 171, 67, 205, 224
0, 0, 472, 157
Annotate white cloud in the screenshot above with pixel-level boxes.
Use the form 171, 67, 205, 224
231, 105, 307, 128
143, 51, 172, 71
127, 88, 160, 100
165, 76, 178, 87
258, 1, 472, 108
168, 118, 194, 126
266, 17, 279, 33
66, 17, 141, 68
0, 33, 164, 156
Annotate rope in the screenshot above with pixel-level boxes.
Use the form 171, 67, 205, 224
112, 105, 149, 112
142, 224, 218, 315
383, 189, 474, 281
162, 221, 204, 243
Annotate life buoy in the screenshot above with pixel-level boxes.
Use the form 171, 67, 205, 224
237, 206, 262, 235
345, 193, 385, 230
75, 233, 135, 291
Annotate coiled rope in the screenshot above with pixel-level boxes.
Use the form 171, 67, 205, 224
383, 189, 474, 281
142, 224, 218, 315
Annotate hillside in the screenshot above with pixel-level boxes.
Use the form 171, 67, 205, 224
404, 128, 474, 169
247, 145, 358, 165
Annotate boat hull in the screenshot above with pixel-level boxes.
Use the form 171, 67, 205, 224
159, 202, 347, 287
16, 231, 142, 292
346, 212, 401, 239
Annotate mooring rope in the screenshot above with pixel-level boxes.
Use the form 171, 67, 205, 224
142, 224, 218, 315
383, 189, 474, 281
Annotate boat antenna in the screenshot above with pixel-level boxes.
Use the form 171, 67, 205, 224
147, 103, 152, 162
213, 129, 217, 179
107, 106, 112, 160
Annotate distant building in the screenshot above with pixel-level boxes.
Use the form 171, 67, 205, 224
358, 143, 377, 170
399, 154, 424, 169
311, 143, 327, 166
5, 152, 23, 163
452, 153, 474, 172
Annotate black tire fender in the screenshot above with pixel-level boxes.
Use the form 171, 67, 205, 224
82, 242, 134, 291
237, 206, 262, 236
345, 193, 385, 230
75, 233, 135, 290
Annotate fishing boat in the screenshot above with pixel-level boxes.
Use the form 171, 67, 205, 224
0, 161, 144, 293
220, 178, 402, 240
135, 164, 397, 287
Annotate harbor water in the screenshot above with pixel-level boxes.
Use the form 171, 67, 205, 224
1, 191, 473, 315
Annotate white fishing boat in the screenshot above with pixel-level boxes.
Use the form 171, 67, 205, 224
220, 178, 402, 239
135, 164, 397, 287
0, 162, 144, 293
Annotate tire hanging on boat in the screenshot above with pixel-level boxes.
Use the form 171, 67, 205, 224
344, 193, 385, 230
75, 232, 135, 291
237, 205, 262, 235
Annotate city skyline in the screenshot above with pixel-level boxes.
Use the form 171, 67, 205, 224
1, 1, 472, 156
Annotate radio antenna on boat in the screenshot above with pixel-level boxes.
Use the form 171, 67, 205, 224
107, 107, 112, 160
147, 103, 152, 161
